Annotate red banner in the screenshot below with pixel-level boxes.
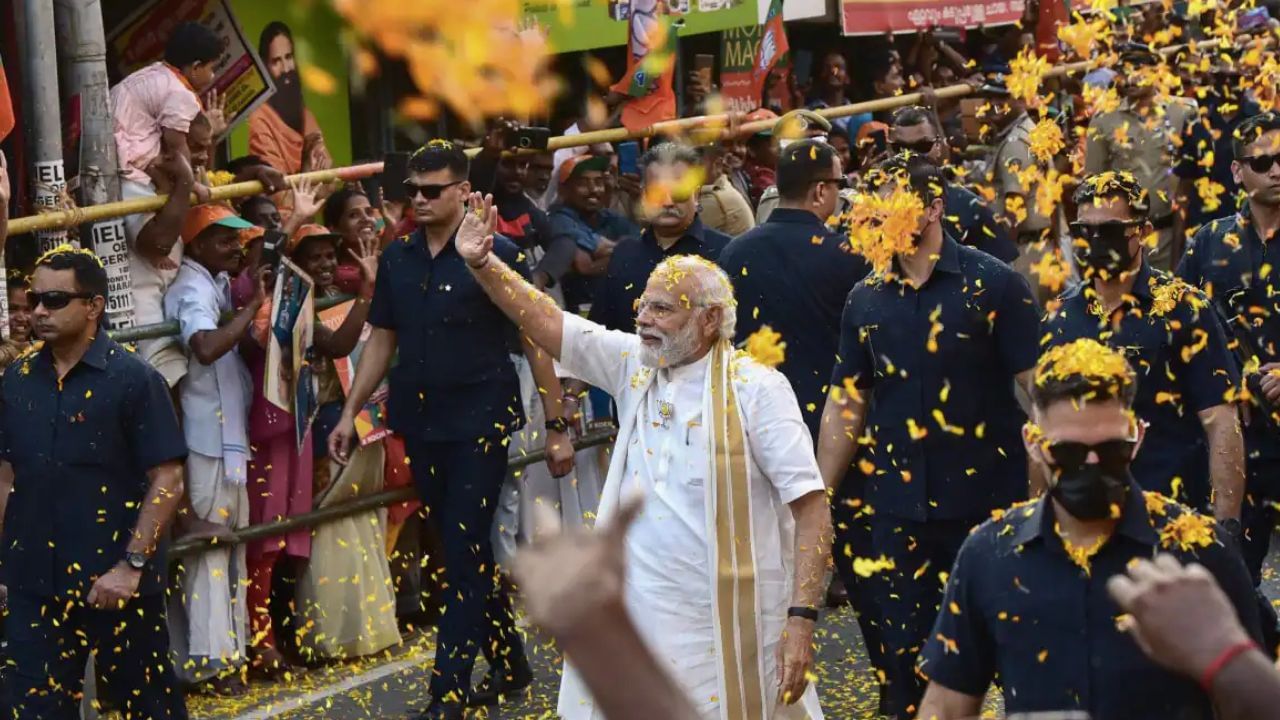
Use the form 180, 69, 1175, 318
841, 0, 1025, 35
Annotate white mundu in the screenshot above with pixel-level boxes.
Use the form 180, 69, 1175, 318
556, 312, 825, 720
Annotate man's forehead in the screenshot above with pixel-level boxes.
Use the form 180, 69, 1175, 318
1248, 129, 1280, 154
31, 267, 78, 290
643, 272, 696, 302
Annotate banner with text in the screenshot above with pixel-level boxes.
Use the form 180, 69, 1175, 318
841, 0, 1024, 35
522, 0, 756, 53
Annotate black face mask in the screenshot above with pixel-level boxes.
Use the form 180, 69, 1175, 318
1045, 439, 1136, 520
1070, 221, 1141, 280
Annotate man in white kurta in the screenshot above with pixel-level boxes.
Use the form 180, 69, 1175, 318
556, 312, 826, 720
451, 198, 831, 720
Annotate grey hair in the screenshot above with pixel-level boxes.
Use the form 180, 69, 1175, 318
651, 254, 738, 340
639, 141, 702, 174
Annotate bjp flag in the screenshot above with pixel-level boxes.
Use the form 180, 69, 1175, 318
610, 0, 678, 131
0, 55, 12, 141
753, 0, 788, 87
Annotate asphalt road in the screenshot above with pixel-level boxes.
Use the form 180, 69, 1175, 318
182, 552, 1280, 720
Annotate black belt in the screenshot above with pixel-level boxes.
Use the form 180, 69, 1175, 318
1151, 214, 1176, 230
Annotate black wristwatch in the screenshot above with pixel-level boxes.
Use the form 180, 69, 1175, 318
124, 551, 149, 571
787, 606, 820, 622
545, 417, 570, 434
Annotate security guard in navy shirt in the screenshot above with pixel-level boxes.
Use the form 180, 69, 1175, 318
816, 153, 1041, 720
590, 142, 730, 334
0, 247, 189, 719
888, 105, 1019, 264
1044, 171, 1244, 521
327, 141, 575, 720
1179, 111, 1280, 585
720, 138, 869, 439
917, 339, 1261, 720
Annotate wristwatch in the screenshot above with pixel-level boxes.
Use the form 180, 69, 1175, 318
545, 417, 570, 434
787, 606, 820, 622
124, 551, 149, 571
1220, 517, 1244, 544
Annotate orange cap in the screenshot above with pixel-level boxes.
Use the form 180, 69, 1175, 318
287, 224, 341, 255
240, 225, 265, 247
557, 154, 613, 186
182, 204, 254, 243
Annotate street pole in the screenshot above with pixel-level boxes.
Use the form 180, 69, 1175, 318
54, 0, 134, 329
22, 0, 69, 256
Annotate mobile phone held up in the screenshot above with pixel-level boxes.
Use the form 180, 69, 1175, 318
503, 126, 552, 151
260, 228, 288, 271
382, 152, 410, 203
617, 141, 641, 176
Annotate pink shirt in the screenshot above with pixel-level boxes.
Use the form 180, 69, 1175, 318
111, 62, 202, 185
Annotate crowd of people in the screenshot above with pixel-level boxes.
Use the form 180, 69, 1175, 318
0, 2, 1278, 719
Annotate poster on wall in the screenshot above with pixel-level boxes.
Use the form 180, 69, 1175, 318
107, 0, 273, 141
228, 1, 353, 174
841, 0, 1025, 35
521, 0, 756, 53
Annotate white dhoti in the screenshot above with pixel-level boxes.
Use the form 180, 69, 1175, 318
556, 314, 825, 720
494, 354, 605, 566
178, 452, 249, 674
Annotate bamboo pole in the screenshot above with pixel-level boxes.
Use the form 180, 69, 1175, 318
8, 162, 387, 236
167, 427, 619, 557
2, 39, 1232, 236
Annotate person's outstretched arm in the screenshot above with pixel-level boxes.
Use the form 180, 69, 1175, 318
456, 192, 566, 358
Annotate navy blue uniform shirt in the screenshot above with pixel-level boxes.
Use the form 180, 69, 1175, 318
831, 235, 1041, 521
1179, 207, 1280, 459
1043, 263, 1239, 504
589, 216, 730, 334
920, 483, 1261, 720
547, 203, 640, 313
944, 183, 1019, 264
1177, 98, 1262, 231
368, 226, 531, 442
719, 208, 870, 438
0, 333, 187, 597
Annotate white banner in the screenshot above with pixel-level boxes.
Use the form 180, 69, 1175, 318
90, 219, 136, 329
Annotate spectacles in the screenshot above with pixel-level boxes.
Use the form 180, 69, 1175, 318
890, 137, 939, 155
811, 176, 851, 190
1046, 439, 1137, 473
1243, 152, 1280, 174
27, 290, 96, 311
1068, 220, 1144, 243
404, 180, 463, 200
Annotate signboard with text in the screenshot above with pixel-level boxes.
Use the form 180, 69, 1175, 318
522, 0, 756, 53
841, 0, 1025, 35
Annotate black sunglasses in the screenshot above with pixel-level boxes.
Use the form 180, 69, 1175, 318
812, 176, 852, 190
27, 290, 96, 311
890, 137, 939, 155
1069, 220, 1143, 243
1047, 439, 1136, 473
403, 180, 463, 200
1243, 152, 1280, 174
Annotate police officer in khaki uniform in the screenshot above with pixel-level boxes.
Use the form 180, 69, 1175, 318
754, 109, 835, 224
1085, 44, 1197, 271
977, 74, 1056, 304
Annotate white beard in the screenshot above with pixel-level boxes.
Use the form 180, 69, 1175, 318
639, 321, 701, 369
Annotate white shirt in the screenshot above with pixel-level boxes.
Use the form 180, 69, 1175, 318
559, 313, 825, 718
163, 258, 250, 457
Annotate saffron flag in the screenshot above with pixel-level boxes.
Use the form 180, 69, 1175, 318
753, 0, 788, 87
610, 0, 678, 131
0, 55, 13, 141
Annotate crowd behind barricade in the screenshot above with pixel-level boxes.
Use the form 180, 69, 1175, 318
1, 3, 1280, 719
